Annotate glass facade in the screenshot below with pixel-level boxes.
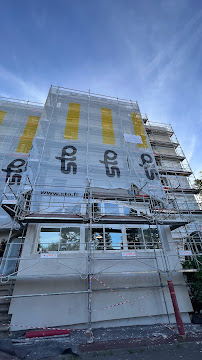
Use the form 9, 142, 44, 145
38, 225, 161, 252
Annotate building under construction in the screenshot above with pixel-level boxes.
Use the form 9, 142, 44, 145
0, 87, 201, 335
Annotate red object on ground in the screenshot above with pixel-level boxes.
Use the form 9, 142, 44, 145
167, 279, 186, 337
26, 328, 71, 338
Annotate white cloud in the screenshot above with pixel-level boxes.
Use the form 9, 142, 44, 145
0, 64, 47, 103
186, 135, 196, 162
145, 9, 202, 79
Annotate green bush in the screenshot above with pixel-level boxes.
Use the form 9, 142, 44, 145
183, 256, 202, 312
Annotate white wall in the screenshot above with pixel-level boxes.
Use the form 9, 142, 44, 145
9, 223, 193, 331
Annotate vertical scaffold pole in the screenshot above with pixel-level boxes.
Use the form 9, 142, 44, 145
86, 182, 93, 343
167, 278, 186, 337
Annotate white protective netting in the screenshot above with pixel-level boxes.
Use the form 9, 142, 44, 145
0, 98, 42, 227
24, 87, 165, 215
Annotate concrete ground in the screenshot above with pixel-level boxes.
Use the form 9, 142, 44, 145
0, 324, 202, 359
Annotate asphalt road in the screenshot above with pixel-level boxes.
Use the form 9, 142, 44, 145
1, 341, 202, 359
81, 341, 202, 360
0, 351, 19, 360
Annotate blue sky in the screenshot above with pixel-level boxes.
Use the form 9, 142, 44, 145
0, 0, 201, 177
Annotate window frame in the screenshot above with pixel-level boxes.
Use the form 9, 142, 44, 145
37, 224, 161, 253
38, 224, 82, 253
91, 200, 122, 218
125, 225, 161, 251
85, 224, 126, 252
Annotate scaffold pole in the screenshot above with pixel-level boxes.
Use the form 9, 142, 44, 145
167, 278, 186, 338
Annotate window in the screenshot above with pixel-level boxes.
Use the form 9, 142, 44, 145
123, 207, 137, 216
85, 228, 104, 250
105, 228, 123, 250
92, 202, 102, 217
60, 227, 80, 251
85, 227, 123, 251
185, 232, 202, 254
104, 202, 119, 215
126, 228, 144, 249
126, 227, 161, 250
38, 228, 60, 252
143, 227, 161, 249
91, 228, 104, 250
38, 227, 80, 252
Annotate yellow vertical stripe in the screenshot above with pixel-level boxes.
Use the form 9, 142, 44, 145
131, 112, 149, 148
101, 108, 115, 145
16, 116, 40, 153
64, 103, 80, 140
0, 111, 6, 125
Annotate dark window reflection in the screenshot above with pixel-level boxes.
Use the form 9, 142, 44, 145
123, 207, 137, 216
85, 228, 104, 250
92, 202, 101, 216
143, 228, 161, 249
126, 228, 144, 249
60, 227, 80, 251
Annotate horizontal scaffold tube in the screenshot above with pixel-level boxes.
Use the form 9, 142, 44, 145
0, 283, 187, 300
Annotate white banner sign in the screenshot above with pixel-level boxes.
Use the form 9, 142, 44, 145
179, 250, 192, 256
41, 253, 58, 259
24, 88, 166, 216
124, 134, 143, 144
122, 252, 136, 257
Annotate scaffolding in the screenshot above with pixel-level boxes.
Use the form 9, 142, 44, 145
0, 178, 197, 335
0, 96, 43, 230
0, 87, 201, 336
144, 118, 202, 262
